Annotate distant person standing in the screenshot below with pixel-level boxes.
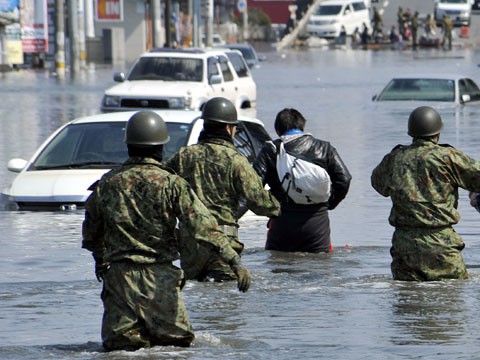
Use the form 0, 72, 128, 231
397, 6, 405, 37
442, 14, 453, 50
253, 108, 351, 253
411, 11, 419, 49
361, 22, 370, 46
371, 106, 480, 281
352, 27, 361, 46
425, 14, 437, 38
389, 25, 401, 45
372, 7, 383, 38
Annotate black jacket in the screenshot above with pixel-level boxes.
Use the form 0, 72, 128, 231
253, 134, 352, 211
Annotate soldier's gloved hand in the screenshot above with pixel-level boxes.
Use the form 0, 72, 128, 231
93, 255, 110, 282
230, 256, 251, 292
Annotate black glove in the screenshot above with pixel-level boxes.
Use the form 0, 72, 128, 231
230, 256, 251, 293
93, 255, 110, 282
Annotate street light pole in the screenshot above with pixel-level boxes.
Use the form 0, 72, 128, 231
192, 0, 200, 47
166, 0, 172, 47
78, 0, 86, 69
68, 0, 80, 73
205, 0, 213, 47
152, 0, 163, 48
55, 0, 66, 79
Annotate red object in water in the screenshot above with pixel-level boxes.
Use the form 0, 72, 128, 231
460, 26, 469, 38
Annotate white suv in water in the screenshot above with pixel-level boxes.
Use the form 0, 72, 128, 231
101, 48, 256, 112
307, 0, 371, 38
434, 0, 473, 26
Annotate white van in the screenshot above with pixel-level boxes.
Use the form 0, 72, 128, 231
307, 0, 371, 38
434, 0, 473, 26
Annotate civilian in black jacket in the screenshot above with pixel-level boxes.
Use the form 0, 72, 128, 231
253, 108, 352, 253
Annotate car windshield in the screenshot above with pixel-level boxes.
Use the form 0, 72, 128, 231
231, 47, 255, 61
376, 78, 456, 102
315, 5, 342, 16
127, 57, 203, 82
29, 121, 192, 170
352, 2, 366, 10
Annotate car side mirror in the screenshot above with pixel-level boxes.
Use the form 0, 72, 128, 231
7, 158, 28, 173
113, 72, 126, 82
209, 74, 222, 85
461, 94, 471, 103
372, 94, 377, 101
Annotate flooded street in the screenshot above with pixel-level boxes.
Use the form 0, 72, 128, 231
4, 45, 480, 359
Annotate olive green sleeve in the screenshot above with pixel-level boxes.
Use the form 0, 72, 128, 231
82, 189, 107, 260
171, 176, 239, 263
232, 156, 280, 217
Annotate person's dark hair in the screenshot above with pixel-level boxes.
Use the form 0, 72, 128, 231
415, 134, 439, 141
204, 119, 228, 132
127, 144, 164, 162
274, 108, 306, 135
199, 119, 234, 143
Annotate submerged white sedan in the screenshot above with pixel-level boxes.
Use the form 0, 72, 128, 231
372, 75, 480, 105
1, 110, 271, 211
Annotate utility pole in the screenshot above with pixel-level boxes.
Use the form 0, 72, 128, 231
85, 0, 95, 38
0, 27, 7, 69
55, 0, 66, 79
166, 0, 172, 47
204, 0, 213, 47
68, 0, 80, 73
243, 2, 248, 41
85, 0, 95, 69
192, 0, 200, 47
78, 0, 86, 69
237, 0, 248, 41
152, 0, 163, 48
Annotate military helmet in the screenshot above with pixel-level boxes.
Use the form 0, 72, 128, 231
125, 111, 170, 146
202, 97, 239, 124
407, 106, 443, 137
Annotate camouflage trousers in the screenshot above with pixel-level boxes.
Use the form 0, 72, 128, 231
390, 226, 467, 281
101, 261, 194, 351
179, 227, 243, 282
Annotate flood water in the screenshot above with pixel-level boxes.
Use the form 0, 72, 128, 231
3, 45, 480, 359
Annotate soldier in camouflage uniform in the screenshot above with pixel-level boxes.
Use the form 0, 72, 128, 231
371, 106, 480, 281
82, 111, 251, 351
166, 97, 280, 282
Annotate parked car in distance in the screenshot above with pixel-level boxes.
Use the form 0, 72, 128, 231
1, 110, 271, 211
434, 0, 473, 26
101, 48, 256, 113
372, 75, 480, 105
306, 0, 371, 38
202, 33, 226, 46
217, 43, 263, 68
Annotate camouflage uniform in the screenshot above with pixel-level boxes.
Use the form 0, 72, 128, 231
371, 138, 480, 281
442, 16, 453, 50
166, 137, 280, 280
82, 157, 240, 350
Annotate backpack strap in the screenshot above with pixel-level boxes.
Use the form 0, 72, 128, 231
276, 141, 293, 194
